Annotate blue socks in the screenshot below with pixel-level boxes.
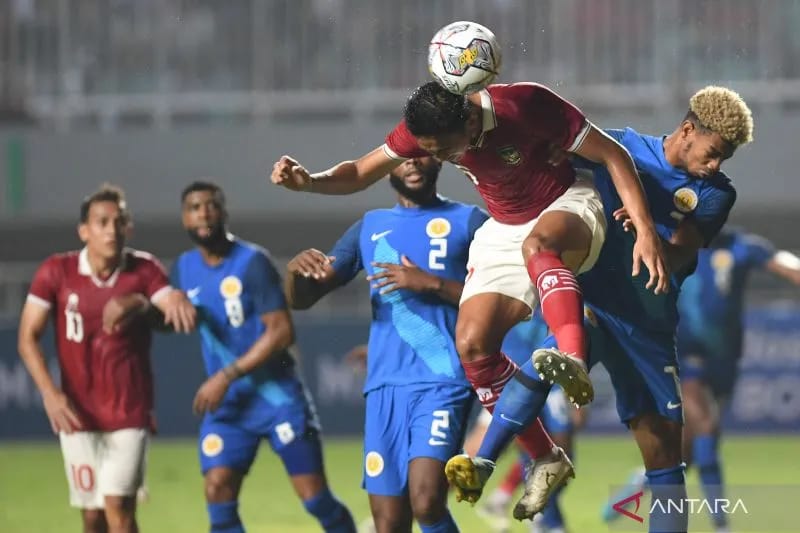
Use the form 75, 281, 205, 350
693, 434, 727, 528
303, 488, 357, 533
477, 360, 552, 462
645, 464, 687, 533
207, 501, 244, 533
418, 510, 459, 533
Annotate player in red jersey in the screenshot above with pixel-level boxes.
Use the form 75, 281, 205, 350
18, 184, 196, 533
271, 81, 668, 505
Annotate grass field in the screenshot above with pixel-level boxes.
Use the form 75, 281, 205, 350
1, 435, 797, 532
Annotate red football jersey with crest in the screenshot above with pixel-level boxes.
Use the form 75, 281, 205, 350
384, 83, 589, 224
27, 248, 171, 431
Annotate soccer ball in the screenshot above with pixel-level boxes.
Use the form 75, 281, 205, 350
428, 21, 502, 95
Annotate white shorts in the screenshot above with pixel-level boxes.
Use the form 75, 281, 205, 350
59, 428, 149, 509
460, 173, 606, 310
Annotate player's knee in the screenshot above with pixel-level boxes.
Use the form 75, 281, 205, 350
204, 474, 238, 503
102, 496, 136, 532
455, 320, 491, 361
409, 488, 446, 524
81, 509, 108, 533
522, 231, 555, 258
631, 414, 683, 469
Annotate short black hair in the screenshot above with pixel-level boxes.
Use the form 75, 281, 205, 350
683, 109, 713, 136
404, 81, 471, 137
79, 183, 129, 223
181, 181, 226, 205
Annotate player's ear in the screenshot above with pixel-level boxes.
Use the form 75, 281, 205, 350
680, 120, 696, 139
77, 223, 89, 243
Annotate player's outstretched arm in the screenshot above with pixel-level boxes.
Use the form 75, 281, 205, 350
270, 146, 401, 195
766, 250, 800, 285
368, 255, 463, 305
18, 301, 83, 434
573, 124, 669, 294
151, 289, 196, 333
285, 248, 341, 309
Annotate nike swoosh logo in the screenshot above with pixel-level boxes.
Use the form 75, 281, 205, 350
499, 413, 524, 426
187, 287, 201, 299
667, 401, 682, 409
371, 230, 393, 242
428, 439, 449, 446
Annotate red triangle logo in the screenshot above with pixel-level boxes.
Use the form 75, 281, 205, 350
612, 490, 645, 523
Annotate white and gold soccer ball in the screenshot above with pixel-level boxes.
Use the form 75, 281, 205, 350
428, 21, 502, 95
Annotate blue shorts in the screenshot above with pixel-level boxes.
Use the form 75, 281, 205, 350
363, 383, 473, 496
582, 305, 683, 426
199, 377, 322, 477
677, 323, 742, 397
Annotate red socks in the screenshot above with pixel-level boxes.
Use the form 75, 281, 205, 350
461, 352, 517, 410
526, 250, 586, 361
498, 460, 524, 495
463, 352, 555, 460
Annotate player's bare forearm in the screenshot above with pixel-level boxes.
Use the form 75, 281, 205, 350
17, 304, 59, 397
308, 161, 374, 194
225, 309, 295, 377
284, 273, 336, 310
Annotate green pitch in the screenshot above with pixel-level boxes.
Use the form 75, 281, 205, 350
1, 435, 797, 532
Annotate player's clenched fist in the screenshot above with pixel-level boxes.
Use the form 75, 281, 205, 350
271, 155, 312, 191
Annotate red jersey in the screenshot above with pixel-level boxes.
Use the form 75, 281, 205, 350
384, 83, 589, 224
27, 248, 171, 432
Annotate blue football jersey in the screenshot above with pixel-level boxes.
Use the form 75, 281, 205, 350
679, 228, 774, 332
577, 127, 737, 333
173, 238, 298, 408
330, 197, 487, 393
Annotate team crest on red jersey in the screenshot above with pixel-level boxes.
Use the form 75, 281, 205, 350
497, 145, 522, 166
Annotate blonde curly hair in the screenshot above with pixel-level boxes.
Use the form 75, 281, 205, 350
689, 86, 754, 147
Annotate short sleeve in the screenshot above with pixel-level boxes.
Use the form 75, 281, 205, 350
27, 256, 61, 309
518, 84, 588, 151
693, 183, 737, 245
466, 206, 489, 240
134, 253, 171, 303
383, 120, 429, 160
603, 128, 626, 144
244, 250, 288, 315
329, 219, 364, 285
740, 233, 776, 268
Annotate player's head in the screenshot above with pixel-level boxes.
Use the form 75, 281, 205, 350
675, 86, 754, 178
404, 81, 481, 162
388, 157, 442, 204
78, 184, 130, 260
181, 181, 228, 247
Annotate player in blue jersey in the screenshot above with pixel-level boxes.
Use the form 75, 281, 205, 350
173, 182, 356, 533
605, 228, 800, 532
447, 86, 754, 532
285, 156, 486, 533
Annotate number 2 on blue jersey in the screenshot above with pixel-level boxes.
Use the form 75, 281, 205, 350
428, 238, 447, 270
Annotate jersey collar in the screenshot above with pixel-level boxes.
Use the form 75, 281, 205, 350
474, 89, 498, 148
78, 247, 125, 288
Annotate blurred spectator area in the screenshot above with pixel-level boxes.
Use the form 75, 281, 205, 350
1, 0, 800, 127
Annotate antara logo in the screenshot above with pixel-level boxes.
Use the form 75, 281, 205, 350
611, 490, 749, 523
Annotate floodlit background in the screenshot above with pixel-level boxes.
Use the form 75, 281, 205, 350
0, 1, 798, 531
